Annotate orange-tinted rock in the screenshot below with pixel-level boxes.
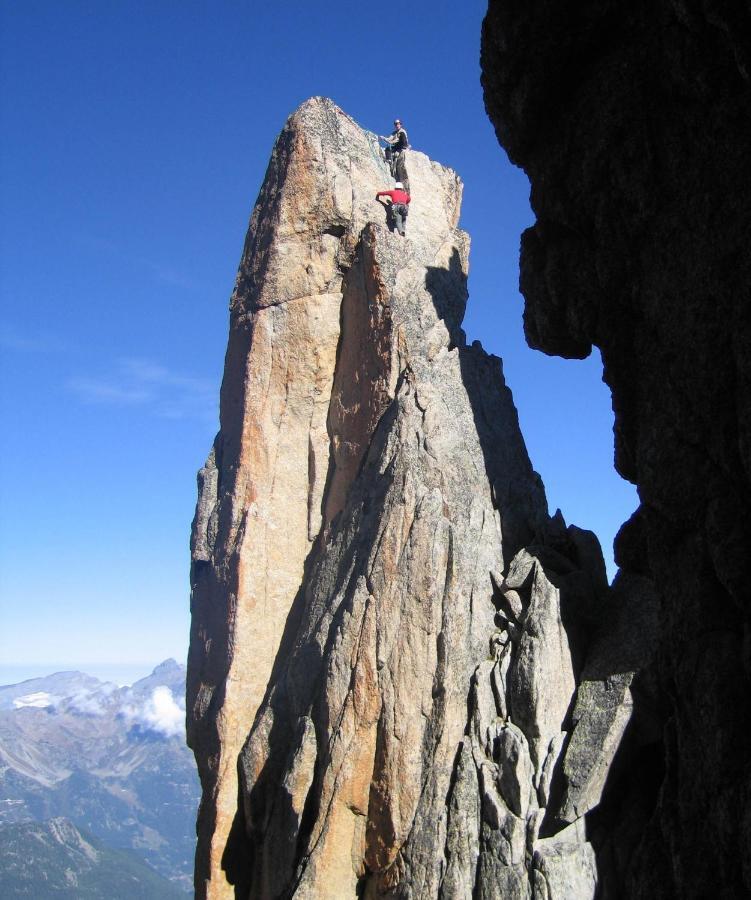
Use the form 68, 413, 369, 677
190, 97, 616, 899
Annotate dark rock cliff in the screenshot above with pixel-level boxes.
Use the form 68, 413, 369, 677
482, 2, 751, 896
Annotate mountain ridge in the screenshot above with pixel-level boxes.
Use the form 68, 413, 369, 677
0, 659, 199, 892
0, 817, 186, 899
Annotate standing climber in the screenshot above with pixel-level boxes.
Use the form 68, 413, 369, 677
376, 181, 411, 237
380, 119, 409, 187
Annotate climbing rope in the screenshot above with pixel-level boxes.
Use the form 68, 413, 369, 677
366, 132, 391, 179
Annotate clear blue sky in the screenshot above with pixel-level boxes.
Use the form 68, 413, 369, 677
0, 0, 637, 679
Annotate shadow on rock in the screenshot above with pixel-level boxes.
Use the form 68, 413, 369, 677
424, 251, 666, 897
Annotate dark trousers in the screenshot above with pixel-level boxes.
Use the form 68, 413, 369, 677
393, 153, 409, 191
385, 149, 410, 191
392, 203, 407, 236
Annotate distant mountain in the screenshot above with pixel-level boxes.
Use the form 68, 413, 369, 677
0, 660, 199, 893
0, 817, 185, 899
0, 671, 104, 712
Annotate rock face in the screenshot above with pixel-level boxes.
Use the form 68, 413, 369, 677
189, 97, 639, 898
482, 4, 751, 897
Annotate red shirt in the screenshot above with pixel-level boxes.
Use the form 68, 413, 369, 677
376, 189, 411, 205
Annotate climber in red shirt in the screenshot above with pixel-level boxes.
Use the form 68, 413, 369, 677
376, 182, 411, 237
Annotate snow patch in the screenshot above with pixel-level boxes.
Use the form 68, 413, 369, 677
13, 691, 58, 709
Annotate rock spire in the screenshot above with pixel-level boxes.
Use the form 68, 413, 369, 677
189, 97, 630, 899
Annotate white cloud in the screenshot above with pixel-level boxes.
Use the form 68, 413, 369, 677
7, 677, 186, 739
135, 686, 184, 737
73, 234, 202, 291
67, 684, 118, 716
65, 357, 217, 423
0, 325, 71, 354
148, 264, 199, 291
65, 377, 152, 406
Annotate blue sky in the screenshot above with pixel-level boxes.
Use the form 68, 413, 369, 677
0, 0, 637, 680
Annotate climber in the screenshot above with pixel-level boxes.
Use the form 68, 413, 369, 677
380, 119, 409, 186
376, 181, 411, 237
380, 119, 409, 162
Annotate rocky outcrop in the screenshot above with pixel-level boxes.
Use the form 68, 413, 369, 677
188, 98, 406, 897
189, 97, 644, 898
482, 3, 751, 896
